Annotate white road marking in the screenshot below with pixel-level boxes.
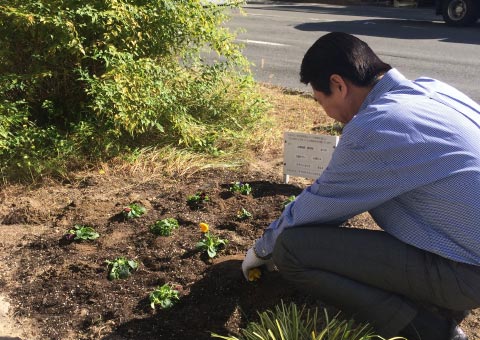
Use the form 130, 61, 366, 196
237, 39, 289, 47
245, 11, 333, 22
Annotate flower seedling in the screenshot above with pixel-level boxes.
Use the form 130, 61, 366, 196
236, 207, 252, 220
149, 283, 180, 309
150, 218, 179, 236
199, 222, 209, 233
65, 224, 99, 242
122, 203, 146, 219
230, 182, 252, 195
106, 257, 138, 280
196, 223, 228, 259
248, 268, 262, 282
186, 191, 210, 209
281, 195, 296, 210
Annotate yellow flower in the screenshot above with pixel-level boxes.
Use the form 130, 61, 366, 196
248, 268, 262, 282
199, 222, 209, 233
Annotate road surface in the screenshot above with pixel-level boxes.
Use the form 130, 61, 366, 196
226, 2, 480, 101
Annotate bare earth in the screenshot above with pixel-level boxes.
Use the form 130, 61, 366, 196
0, 87, 478, 339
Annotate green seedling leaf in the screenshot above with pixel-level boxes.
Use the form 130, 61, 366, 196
236, 207, 252, 220
106, 257, 138, 280
281, 195, 296, 211
65, 224, 99, 241
230, 182, 252, 195
122, 203, 146, 219
150, 218, 179, 236
149, 284, 180, 309
186, 191, 210, 209
196, 223, 228, 259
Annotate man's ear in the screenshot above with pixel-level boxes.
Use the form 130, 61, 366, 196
330, 74, 348, 98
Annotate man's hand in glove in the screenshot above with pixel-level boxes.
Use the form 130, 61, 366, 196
241, 247, 274, 281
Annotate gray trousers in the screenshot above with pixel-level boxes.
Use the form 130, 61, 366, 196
272, 225, 480, 337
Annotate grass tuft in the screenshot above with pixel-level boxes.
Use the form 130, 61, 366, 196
212, 301, 407, 340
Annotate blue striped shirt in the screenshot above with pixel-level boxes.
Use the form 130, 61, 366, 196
255, 68, 480, 266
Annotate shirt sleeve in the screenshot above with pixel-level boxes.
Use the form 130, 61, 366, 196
254, 107, 442, 258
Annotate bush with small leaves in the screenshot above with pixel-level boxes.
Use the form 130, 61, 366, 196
0, 0, 267, 181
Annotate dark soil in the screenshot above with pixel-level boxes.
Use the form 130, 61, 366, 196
0, 167, 314, 339
1, 164, 479, 339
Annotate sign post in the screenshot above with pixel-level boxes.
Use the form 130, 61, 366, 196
283, 132, 339, 183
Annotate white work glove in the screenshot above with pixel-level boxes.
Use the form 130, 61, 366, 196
241, 247, 274, 281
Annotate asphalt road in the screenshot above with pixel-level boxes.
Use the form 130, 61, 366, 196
226, 2, 480, 102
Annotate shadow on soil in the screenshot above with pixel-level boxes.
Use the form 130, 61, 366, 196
102, 259, 302, 340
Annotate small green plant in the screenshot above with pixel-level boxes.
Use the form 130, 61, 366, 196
236, 207, 252, 220
212, 301, 398, 340
64, 225, 99, 241
187, 191, 210, 209
149, 284, 180, 310
106, 257, 138, 280
122, 203, 146, 219
196, 223, 228, 258
281, 195, 296, 210
150, 218, 179, 236
230, 182, 252, 195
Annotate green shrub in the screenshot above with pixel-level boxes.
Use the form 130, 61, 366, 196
211, 301, 403, 340
0, 0, 266, 181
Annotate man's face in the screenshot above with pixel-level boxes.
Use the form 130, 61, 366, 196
311, 73, 364, 125
312, 88, 351, 124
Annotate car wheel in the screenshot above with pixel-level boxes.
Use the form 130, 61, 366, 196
442, 0, 479, 26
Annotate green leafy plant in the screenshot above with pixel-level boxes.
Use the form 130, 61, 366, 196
230, 182, 252, 195
149, 283, 180, 310
187, 191, 210, 209
106, 257, 138, 280
0, 0, 268, 182
281, 195, 296, 210
65, 224, 99, 242
122, 203, 146, 219
150, 218, 179, 236
236, 207, 252, 220
196, 223, 228, 258
212, 301, 403, 340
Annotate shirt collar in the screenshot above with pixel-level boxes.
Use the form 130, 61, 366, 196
359, 68, 407, 112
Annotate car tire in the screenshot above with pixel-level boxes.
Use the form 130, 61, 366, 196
442, 0, 479, 26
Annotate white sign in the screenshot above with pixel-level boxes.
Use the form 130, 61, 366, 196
283, 131, 339, 183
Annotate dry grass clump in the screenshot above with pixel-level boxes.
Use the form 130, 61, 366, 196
92, 84, 334, 181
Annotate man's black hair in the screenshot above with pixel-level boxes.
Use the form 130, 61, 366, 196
300, 32, 392, 94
